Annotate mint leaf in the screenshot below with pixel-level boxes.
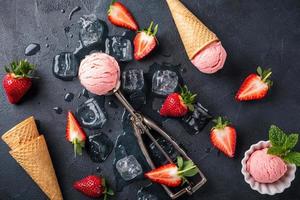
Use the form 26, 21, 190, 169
182, 160, 194, 169
269, 125, 287, 147
284, 134, 298, 150
267, 146, 286, 156
283, 152, 300, 166
177, 156, 183, 170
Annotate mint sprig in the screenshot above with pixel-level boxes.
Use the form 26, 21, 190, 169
176, 156, 199, 185
268, 125, 300, 166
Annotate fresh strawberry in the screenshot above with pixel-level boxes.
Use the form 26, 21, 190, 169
160, 86, 196, 117
2, 60, 35, 104
236, 67, 273, 101
66, 111, 86, 157
73, 175, 114, 199
134, 21, 158, 60
145, 156, 199, 187
107, 0, 138, 31
210, 117, 237, 158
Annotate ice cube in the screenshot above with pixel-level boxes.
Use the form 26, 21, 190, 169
105, 35, 133, 62
149, 137, 179, 165
122, 69, 146, 108
116, 155, 143, 181
78, 14, 108, 48
137, 193, 158, 200
122, 69, 145, 93
152, 70, 179, 96
52, 52, 78, 81
87, 133, 113, 163
76, 97, 107, 129
181, 102, 212, 135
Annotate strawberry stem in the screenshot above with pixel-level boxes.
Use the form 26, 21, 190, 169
262, 71, 272, 82
212, 116, 230, 129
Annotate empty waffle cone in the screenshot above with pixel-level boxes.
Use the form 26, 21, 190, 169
2, 116, 39, 149
166, 0, 219, 59
10, 135, 63, 200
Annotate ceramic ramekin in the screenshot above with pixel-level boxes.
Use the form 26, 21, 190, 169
241, 140, 296, 195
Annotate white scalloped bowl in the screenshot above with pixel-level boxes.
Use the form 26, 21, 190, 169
241, 140, 296, 195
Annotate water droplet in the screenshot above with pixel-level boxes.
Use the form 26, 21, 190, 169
53, 107, 63, 114
45, 44, 49, 48
45, 36, 48, 40
108, 100, 118, 108
66, 44, 69, 48
61, 9, 65, 13
64, 26, 70, 33
70, 34, 73, 38
96, 166, 102, 173
64, 92, 74, 102
68, 6, 81, 20
25, 43, 40, 56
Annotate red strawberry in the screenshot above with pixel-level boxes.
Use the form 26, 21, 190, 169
73, 175, 114, 199
134, 21, 158, 60
2, 60, 35, 104
236, 67, 272, 101
107, 1, 138, 31
160, 86, 196, 117
66, 111, 86, 157
145, 157, 199, 187
210, 117, 237, 158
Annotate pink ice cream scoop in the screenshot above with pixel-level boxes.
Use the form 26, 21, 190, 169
246, 148, 287, 183
79, 52, 120, 95
191, 41, 227, 74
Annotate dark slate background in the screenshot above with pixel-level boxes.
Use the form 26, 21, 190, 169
0, 0, 299, 199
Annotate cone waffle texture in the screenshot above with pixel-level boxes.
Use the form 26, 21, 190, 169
10, 135, 63, 200
1, 116, 39, 149
166, 0, 219, 59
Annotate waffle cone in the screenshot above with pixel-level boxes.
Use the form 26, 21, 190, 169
2, 116, 39, 149
166, 0, 219, 59
10, 135, 63, 200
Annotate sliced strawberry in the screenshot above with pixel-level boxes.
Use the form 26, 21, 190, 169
134, 21, 158, 60
73, 176, 114, 199
107, 1, 138, 31
145, 157, 199, 187
160, 86, 196, 117
210, 117, 237, 158
66, 111, 86, 157
236, 67, 272, 101
2, 60, 35, 104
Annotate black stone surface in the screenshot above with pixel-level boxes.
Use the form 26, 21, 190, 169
0, 0, 300, 200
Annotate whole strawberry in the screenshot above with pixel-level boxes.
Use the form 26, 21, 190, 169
73, 175, 114, 199
2, 60, 35, 104
160, 86, 196, 117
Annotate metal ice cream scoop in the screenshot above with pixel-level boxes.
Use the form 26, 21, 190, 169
110, 82, 207, 199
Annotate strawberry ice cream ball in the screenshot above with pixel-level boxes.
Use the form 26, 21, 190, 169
246, 148, 287, 183
79, 52, 120, 95
191, 41, 227, 74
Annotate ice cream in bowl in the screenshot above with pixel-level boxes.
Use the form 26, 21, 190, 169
241, 125, 299, 195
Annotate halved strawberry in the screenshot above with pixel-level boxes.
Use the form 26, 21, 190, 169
236, 67, 272, 101
210, 117, 236, 158
107, 1, 138, 31
160, 86, 196, 117
134, 21, 158, 60
145, 157, 198, 187
66, 111, 86, 157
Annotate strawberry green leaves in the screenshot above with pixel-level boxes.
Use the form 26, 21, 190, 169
5, 60, 35, 78
267, 125, 300, 166
176, 156, 199, 185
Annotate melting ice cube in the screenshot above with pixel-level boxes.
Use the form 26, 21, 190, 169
52, 52, 78, 81
116, 155, 143, 181
105, 35, 133, 62
181, 102, 212, 135
79, 14, 108, 48
122, 69, 146, 108
152, 70, 179, 96
76, 97, 107, 129
87, 133, 113, 163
